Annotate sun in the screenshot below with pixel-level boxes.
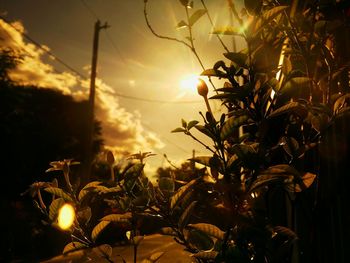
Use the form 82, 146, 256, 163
179, 74, 201, 94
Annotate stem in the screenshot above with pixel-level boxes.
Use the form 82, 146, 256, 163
37, 189, 46, 210
110, 165, 115, 182
200, 0, 230, 53
187, 132, 217, 155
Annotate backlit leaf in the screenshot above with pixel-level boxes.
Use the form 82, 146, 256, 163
91, 221, 110, 241
193, 251, 218, 260
224, 52, 247, 67
78, 181, 102, 201
221, 115, 252, 140
187, 120, 199, 130
176, 20, 187, 29
211, 26, 243, 36
188, 223, 225, 240
268, 102, 306, 118
100, 212, 132, 222
254, 6, 288, 34
63, 242, 87, 254
171, 179, 197, 209
44, 187, 73, 202
280, 77, 311, 95
179, 201, 197, 229
171, 127, 186, 133
149, 251, 165, 262
189, 9, 206, 26
49, 198, 65, 221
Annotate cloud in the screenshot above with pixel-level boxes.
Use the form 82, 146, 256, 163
0, 18, 164, 155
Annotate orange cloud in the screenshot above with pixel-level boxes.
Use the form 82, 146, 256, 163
0, 18, 164, 155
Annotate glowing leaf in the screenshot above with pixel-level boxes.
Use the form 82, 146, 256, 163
63, 242, 87, 254
100, 213, 132, 222
78, 181, 102, 201
188, 223, 225, 240
91, 221, 110, 241
49, 198, 65, 221
170, 179, 197, 209
44, 187, 73, 202
179, 201, 197, 229
189, 9, 206, 26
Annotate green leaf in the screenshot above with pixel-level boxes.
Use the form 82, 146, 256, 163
170, 179, 197, 209
280, 77, 311, 95
211, 26, 243, 36
44, 187, 73, 202
171, 127, 186, 133
100, 212, 132, 222
280, 136, 299, 158
224, 52, 247, 67
179, 201, 197, 229
91, 221, 110, 242
63, 242, 87, 254
176, 20, 188, 29
195, 125, 214, 139
181, 119, 187, 128
268, 101, 306, 118
221, 115, 252, 140
193, 251, 218, 260
187, 120, 199, 130
49, 198, 65, 221
188, 223, 225, 240
189, 9, 206, 26
254, 6, 289, 34
285, 172, 316, 193
78, 181, 102, 201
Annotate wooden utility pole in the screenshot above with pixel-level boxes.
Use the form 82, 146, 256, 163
83, 20, 109, 184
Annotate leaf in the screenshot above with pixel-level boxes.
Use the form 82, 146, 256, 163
171, 127, 186, 133
190, 156, 212, 167
91, 221, 110, 242
92, 244, 113, 258
254, 6, 289, 34
44, 187, 73, 202
280, 77, 311, 95
244, 0, 262, 16
100, 212, 132, 222
282, 57, 292, 75
158, 177, 175, 192
211, 26, 243, 36
193, 251, 218, 260
63, 242, 87, 254
221, 115, 252, 140
285, 172, 316, 193
188, 223, 225, 240
160, 227, 177, 236
49, 198, 65, 221
170, 179, 197, 209
224, 52, 247, 67
77, 207, 92, 225
78, 181, 102, 201
176, 20, 188, 29
280, 136, 299, 158
187, 120, 199, 130
273, 226, 298, 240
149, 251, 165, 262
188, 9, 206, 26
181, 119, 187, 128
268, 102, 306, 118
187, 229, 214, 250
179, 201, 197, 229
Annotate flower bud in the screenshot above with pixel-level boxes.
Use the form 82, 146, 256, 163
197, 79, 208, 97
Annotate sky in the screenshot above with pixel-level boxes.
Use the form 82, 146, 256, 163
0, 0, 244, 175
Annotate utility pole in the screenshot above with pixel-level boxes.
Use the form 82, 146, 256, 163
83, 20, 109, 184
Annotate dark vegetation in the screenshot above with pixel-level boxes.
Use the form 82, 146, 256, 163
0, 50, 102, 261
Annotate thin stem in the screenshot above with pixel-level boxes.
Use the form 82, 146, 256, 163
200, 0, 230, 53
37, 189, 46, 210
187, 132, 217, 155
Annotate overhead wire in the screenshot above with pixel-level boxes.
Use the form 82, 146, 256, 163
1, 15, 202, 104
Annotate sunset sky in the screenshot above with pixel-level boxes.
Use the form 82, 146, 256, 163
0, 0, 244, 174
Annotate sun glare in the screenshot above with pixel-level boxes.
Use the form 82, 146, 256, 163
179, 74, 201, 94
58, 203, 75, 230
